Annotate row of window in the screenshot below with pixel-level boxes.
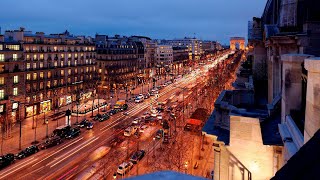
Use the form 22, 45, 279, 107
0, 54, 19, 61
25, 53, 94, 60
0, 76, 19, 84
26, 67, 94, 80
25, 46, 95, 52
26, 59, 93, 69
0, 88, 18, 99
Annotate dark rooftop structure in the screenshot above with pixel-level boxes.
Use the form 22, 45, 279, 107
271, 129, 320, 180
202, 110, 230, 145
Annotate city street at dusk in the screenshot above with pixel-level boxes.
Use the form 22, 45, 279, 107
1, 0, 320, 180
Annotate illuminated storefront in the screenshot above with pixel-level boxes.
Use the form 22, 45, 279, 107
40, 100, 51, 113
26, 105, 37, 117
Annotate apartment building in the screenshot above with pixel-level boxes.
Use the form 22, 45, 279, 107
0, 38, 25, 128
96, 34, 144, 94
163, 37, 202, 60
3, 28, 96, 119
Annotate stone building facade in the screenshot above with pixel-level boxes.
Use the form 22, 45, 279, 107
0, 40, 25, 136
95, 35, 144, 96
247, 0, 320, 167
2, 28, 97, 120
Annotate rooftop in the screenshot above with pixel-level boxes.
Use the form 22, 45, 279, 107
271, 129, 320, 180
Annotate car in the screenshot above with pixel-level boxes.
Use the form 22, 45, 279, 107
166, 106, 173, 112
141, 112, 150, 119
39, 136, 63, 149
156, 129, 164, 139
66, 128, 81, 139
132, 117, 141, 125
135, 97, 144, 103
100, 113, 110, 122
117, 162, 133, 175
144, 93, 150, 99
137, 94, 144, 99
161, 84, 167, 88
157, 86, 163, 90
144, 116, 154, 123
157, 114, 163, 120
0, 153, 15, 169
78, 119, 89, 128
53, 125, 71, 138
16, 145, 39, 159
87, 122, 94, 129
93, 114, 102, 121
130, 150, 145, 164
108, 109, 117, 116
150, 89, 159, 96
139, 125, 148, 133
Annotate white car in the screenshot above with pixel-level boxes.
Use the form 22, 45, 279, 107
151, 112, 158, 117
137, 94, 144, 99
132, 117, 141, 124
157, 114, 163, 120
117, 162, 133, 175
135, 97, 144, 103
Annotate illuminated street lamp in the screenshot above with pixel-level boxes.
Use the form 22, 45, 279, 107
184, 161, 188, 174
45, 119, 49, 139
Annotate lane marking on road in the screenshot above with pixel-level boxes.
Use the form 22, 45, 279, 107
0, 157, 39, 178
57, 165, 79, 180
32, 137, 84, 167
49, 137, 99, 168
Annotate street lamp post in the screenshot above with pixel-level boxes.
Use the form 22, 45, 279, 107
184, 161, 188, 174
45, 119, 49, 139
76, 101, 79, 124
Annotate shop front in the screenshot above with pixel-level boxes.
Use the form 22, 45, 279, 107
26, 105, 37, 117
40, 100, 51, 113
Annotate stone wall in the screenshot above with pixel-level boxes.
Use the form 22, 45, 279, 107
227, 115, 274, 180
304, 57, 320, 142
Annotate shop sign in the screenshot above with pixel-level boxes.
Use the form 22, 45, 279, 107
0, 104, 4, 113
12, 102, 19, 110
66, 96, 72, 104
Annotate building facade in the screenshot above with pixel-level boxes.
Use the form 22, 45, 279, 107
0, 40, 25, 136
96, 35, 144, 96
2, 28, 97, 120
247, 0, 320, 168
163, 37, 203, 60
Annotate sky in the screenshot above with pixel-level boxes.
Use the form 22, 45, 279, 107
0, 0, 266, 45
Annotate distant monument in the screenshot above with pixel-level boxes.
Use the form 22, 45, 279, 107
230, 37, 245, 50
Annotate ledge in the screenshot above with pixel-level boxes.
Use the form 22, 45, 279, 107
304, 57, 320, 73
281, 54, 314, 63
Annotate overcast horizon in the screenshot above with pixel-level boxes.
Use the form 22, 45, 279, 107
0, 0, 266, 45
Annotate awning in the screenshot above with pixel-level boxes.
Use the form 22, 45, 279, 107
186, 119, 202, 126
